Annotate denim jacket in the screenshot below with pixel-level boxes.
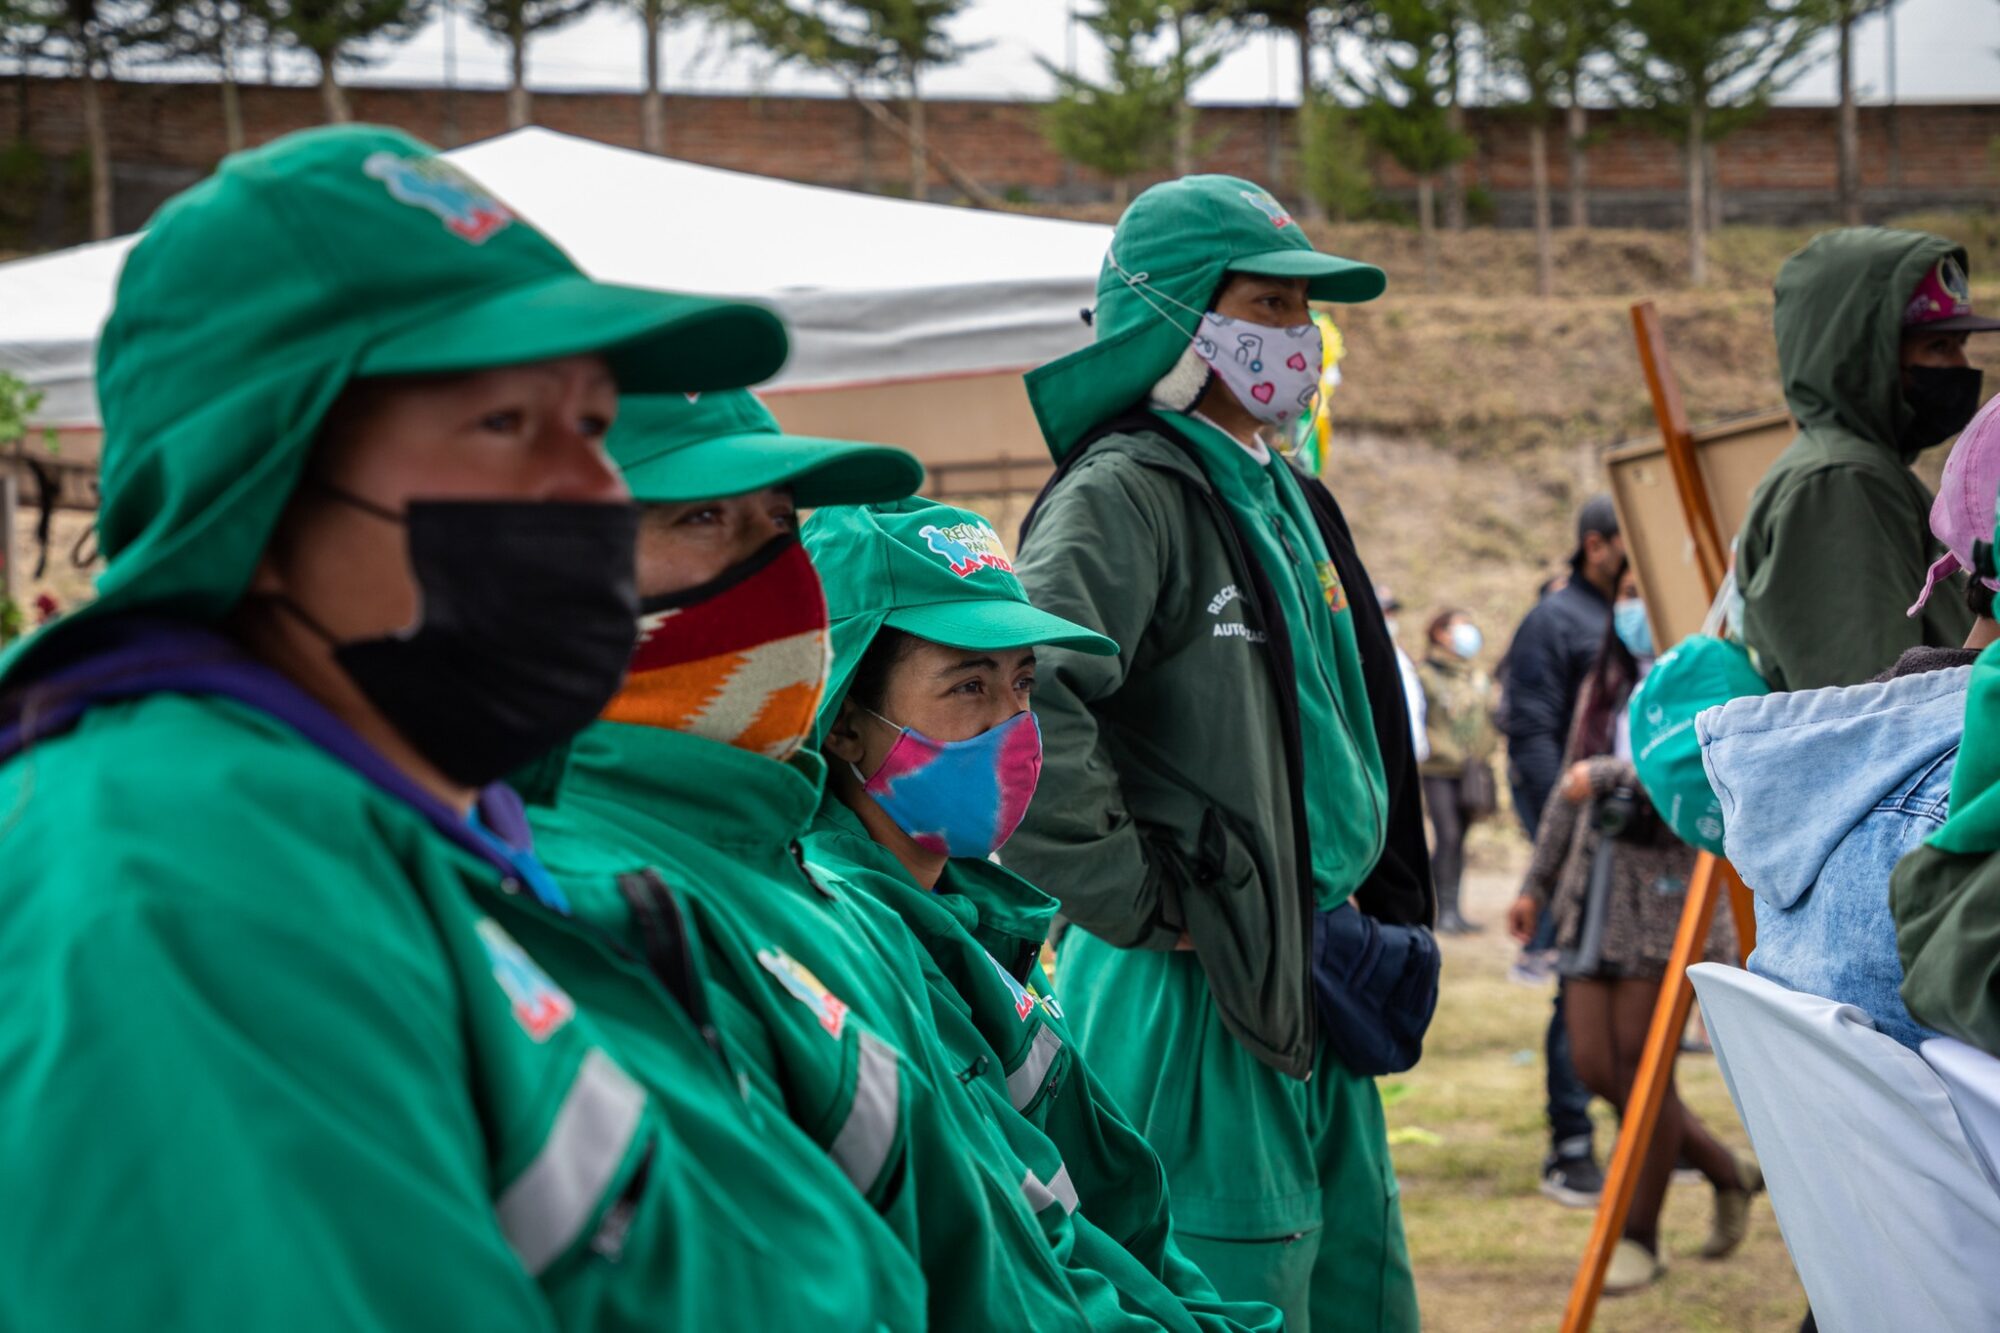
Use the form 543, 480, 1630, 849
1697, 665, 1968, 1049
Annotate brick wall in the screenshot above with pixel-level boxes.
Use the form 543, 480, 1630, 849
3, 74, 1996, 245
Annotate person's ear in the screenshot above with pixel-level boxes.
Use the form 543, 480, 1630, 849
825, 696, 868, 767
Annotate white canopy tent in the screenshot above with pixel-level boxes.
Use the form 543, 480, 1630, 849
0, 127, 1112, 485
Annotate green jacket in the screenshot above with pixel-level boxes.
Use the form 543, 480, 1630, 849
524, 720, 1172, 1332
803, 796, 1286, 1333
1013, 415, 1412, 1079
1417, 651, 1496, 778
1892, 841, 2000, 1053
1739, 227, 1974, 690
0, 676, 919, 1331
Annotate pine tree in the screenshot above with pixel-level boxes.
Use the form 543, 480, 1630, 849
1346, 0, 1474, 289
264, 0, 433, 123
1609, 0, 1827, 285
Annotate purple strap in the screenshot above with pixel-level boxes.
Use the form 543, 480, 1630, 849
0, 617, 525, 879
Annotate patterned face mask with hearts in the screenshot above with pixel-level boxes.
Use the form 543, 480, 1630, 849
1190, 311, 1324, 429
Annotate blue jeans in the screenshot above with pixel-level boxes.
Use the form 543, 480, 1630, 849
1516, 777, 1596, 1158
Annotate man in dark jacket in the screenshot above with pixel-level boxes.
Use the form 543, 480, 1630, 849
1498, 494, 1624, 1207
1739, 229, 1997, 690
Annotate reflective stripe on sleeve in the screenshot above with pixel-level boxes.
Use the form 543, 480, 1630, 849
497, 1048, 647, 1277
1006, 1025, 1064, 1110
1020, 1162, 1079, 1215
831, 1030, 900, 1192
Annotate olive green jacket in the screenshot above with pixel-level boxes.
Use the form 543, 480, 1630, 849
1739, 227, 1974, 690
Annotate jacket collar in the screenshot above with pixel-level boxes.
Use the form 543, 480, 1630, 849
810, 790, 1058, 959
559, 718, 825, 855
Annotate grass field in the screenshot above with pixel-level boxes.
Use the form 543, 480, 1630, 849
1386, 847, 1804, 1332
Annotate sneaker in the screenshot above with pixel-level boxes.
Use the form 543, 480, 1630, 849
1437, 910, 1482, 936
1540, 1151, 1604, 1208
1604, 1238, 1666, 1294
1508, 949, 1559, 987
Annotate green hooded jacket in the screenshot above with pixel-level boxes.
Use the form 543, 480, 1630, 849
524, 723, 1189, 1332
1738, 227, 1975, 690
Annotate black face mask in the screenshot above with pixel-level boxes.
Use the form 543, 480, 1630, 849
284, 492, 641, 790
1898, 365, 1984, 454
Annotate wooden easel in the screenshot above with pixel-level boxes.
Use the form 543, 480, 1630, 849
1558, 303, 1761, 1332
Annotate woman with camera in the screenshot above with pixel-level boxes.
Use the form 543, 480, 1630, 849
1505, 573, 1749, 1296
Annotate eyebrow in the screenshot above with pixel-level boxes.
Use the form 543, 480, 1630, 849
937, 655, 1000, 676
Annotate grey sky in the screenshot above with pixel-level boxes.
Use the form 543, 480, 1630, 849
316, 0, 2000, 107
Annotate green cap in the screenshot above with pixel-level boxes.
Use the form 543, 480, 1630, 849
608, 389, 923, 506
801, 497, 1118, 741
2, 124, 791, 686
1629, 635, 1771, 855
1026, 175, 1386, 459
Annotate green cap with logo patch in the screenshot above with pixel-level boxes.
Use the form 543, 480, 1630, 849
802, 496, 1118, 745
1, 123, 793, 686
1026, 174, 1386, 460
608, 389, 923, 506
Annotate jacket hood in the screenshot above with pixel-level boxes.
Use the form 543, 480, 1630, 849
1699, 664, 1970, 908
1774, 227, 1964, 457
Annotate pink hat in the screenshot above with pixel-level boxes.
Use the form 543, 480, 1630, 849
1911, 393, 2000, 615
1904, 256, 2000, 334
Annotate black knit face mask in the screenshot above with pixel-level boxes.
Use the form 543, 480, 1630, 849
283, 490, 641, 789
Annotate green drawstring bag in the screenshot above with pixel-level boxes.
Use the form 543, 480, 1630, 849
1630, 635, 1772, 854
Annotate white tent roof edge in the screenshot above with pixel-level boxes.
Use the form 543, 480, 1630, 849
0, 126, 1110, 428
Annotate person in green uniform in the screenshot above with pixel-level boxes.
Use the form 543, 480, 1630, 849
1006, 176, 1436, 1332
0, 126, 927, 1330
521, 387, 1194, 1332
799, 495, 1287, 1333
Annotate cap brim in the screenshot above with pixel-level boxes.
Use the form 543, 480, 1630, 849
621, 430, 924, 507
359, 273, 790, 393
1229, 250, 1387, 303
884, 600, 1118, 657
1916, 313, 2000, 334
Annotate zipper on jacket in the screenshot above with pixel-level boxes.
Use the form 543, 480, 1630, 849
589, 1140, 656, 1262
617, 870, 724, 1058
792, 843, 837, 900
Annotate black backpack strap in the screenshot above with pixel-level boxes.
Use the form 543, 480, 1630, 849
1294, 468, 1437, 928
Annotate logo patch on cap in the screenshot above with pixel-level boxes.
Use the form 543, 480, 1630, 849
476, 919, 575, 1041
1240, 189, 1293, 229
921, 522, 1015, 578
758, 947, 850, 1038
1906, 256, 1974, 327
364, 152, 513, 245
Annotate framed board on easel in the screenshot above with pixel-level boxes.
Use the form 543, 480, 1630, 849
1559, 302, 1785, 1332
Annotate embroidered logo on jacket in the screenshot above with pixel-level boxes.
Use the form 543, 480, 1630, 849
921, 522, 1016, 578
476, 919, 575, 1041
758, 948, 850, 1038
364, 152, 513, 244
988, 953, 1037, 1020
1316, 560, 1349, 613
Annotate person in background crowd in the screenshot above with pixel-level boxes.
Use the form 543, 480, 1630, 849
1739, 230, 1999, 690
802, 496, 1285, 1333
1702, 395, 2000, 1051
1009, 175, 1432, 1331
0, 126, 928, 1330
1497, 494, 1625, 1208
1381, 587, 1430, 766
1419, 608, 1498, 934
519, 389, 1189, 1332
1509, 576, 1750, 1295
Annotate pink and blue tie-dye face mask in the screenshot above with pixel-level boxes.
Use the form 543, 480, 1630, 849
856, 709, 1044, 859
